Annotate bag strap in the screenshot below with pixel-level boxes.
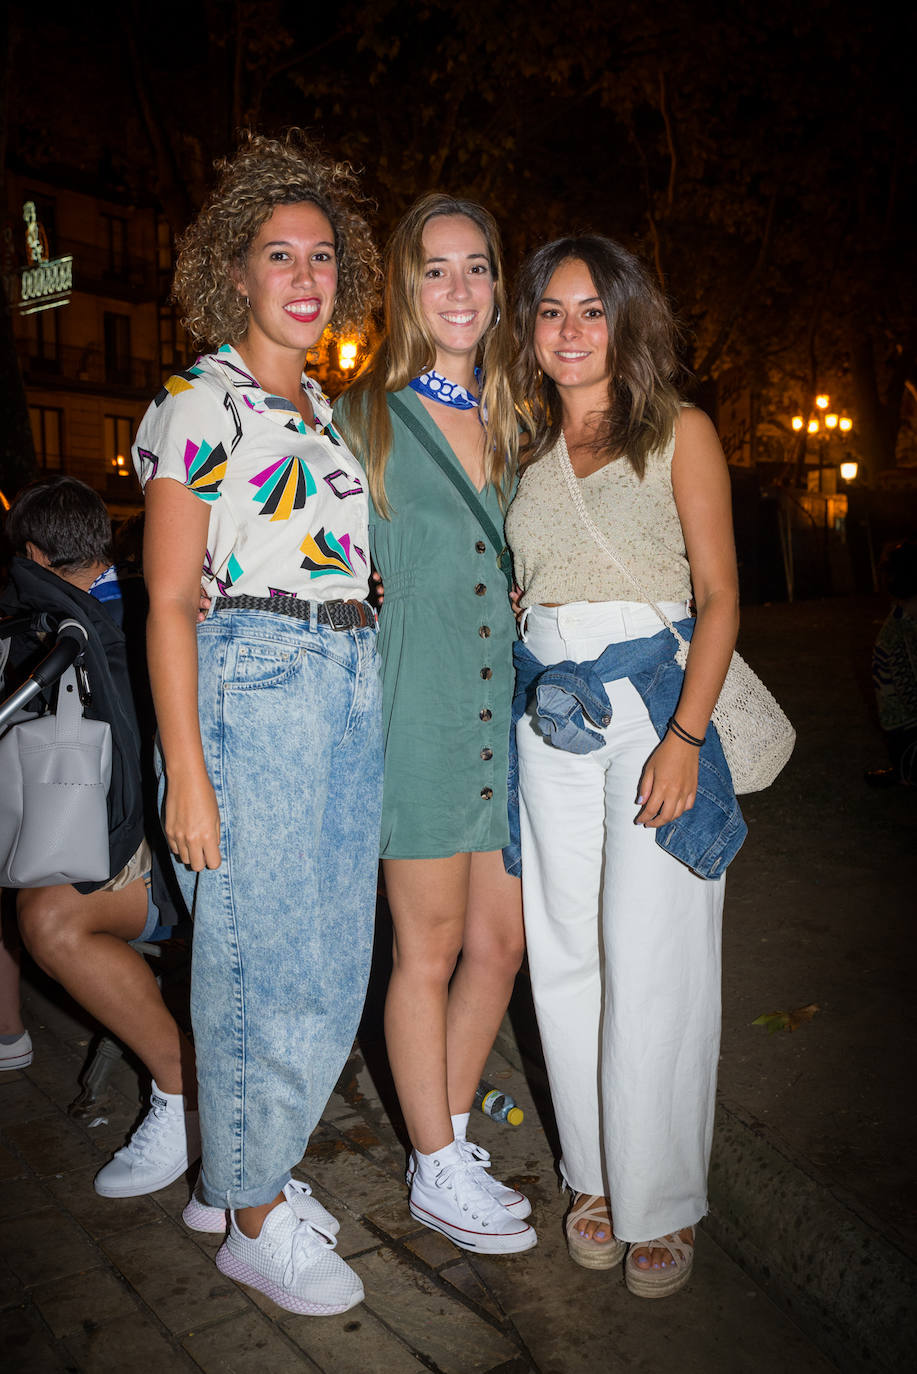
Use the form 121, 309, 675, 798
53, 665, 85, 742
389, 393, 513, 590
555, 432, 689, 649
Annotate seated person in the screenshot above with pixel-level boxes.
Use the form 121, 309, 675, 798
0, 477, 198, 1196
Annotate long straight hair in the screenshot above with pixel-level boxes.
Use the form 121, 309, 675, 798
338, 193, 518, 517
512, 235, 682, 479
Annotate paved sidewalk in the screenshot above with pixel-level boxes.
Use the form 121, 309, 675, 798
2, 969, 835, 1374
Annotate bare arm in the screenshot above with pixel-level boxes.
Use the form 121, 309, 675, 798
143, 478, 222, 871
636, 407, 739, 827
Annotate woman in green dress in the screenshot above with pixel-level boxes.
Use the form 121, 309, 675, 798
337, 194, 535, 1254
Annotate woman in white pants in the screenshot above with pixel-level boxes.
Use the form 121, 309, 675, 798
505, 235, 742, 1297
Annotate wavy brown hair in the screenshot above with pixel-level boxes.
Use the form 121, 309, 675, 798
336, 193, 518, 518
512, 235, 682, 480
173, 130, 380, 349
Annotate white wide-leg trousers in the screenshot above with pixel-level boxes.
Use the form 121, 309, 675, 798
517, 601, 724, 1241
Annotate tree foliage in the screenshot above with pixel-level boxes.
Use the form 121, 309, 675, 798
6, 0, 915, 476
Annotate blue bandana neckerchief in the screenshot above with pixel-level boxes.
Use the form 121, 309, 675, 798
409, 367, 482, 411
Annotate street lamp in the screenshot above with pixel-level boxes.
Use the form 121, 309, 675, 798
791, 394, 854, 490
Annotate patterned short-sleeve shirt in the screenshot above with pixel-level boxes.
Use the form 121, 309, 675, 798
132, 345, 370, 602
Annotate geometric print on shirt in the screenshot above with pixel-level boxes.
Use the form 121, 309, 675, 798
184, 437, 227, 500
250, 455, 317, 520
301, 527, 359, 579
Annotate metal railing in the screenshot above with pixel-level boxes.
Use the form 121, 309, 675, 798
21, 343, 157, 392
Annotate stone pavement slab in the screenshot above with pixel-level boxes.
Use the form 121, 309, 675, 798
1, 1013, 838, 1374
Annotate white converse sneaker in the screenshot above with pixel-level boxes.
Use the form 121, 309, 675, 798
183, 1176, 340, 1237
409, 1143, 537, 1254
0, 1030, 32, 1071
94, 1081, 201, 1198
216, 1201, 363, 1316
406, 1140, 531, 1219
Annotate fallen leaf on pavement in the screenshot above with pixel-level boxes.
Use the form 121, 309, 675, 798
752, 1003, 820, 1034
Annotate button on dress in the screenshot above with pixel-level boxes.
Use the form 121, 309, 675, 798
340, 386, 515, 858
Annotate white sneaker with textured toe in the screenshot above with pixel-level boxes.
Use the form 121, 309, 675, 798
183, 1177, 340, 1237
94, 1081, 200, 1198
408, 1142, 537, 1254
216, 1201, 363, 1316
406, 1139, 531, 1218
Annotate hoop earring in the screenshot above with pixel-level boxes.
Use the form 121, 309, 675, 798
491, 305, 501, 328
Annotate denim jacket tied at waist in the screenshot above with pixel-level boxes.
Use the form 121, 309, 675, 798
503, 619, 747, 881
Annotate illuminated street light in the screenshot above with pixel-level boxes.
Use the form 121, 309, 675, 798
791, 393, 855, 492
339, 339, 358, 370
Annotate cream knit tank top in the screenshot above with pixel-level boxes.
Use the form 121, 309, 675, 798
505, 430, 692, 608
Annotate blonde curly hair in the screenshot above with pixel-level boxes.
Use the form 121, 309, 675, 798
173, 130, 381, 348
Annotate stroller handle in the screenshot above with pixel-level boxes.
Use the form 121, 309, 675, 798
0, 618, 89, 728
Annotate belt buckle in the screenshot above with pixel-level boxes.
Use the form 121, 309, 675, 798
324, 599, 351, 631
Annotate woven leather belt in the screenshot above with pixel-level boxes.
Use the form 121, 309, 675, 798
212, 595, 375, 630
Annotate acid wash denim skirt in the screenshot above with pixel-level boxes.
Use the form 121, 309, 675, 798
167, 604, 382, 1210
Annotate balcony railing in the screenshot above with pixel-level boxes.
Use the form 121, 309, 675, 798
21, 343, 157, 393
57, 238, 161, 300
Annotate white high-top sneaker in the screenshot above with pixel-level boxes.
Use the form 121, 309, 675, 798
408, 1140, 537, 1254
94, 1081, 200, 1198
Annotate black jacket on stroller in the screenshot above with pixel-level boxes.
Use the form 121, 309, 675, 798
0, 555, 164, 900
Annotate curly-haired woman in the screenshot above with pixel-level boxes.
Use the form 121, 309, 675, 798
336, 196, 534, 1255
133, 131, 382, 1315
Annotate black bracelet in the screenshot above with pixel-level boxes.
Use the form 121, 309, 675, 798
667, 715, 705, 747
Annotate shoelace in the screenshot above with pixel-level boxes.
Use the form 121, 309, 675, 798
281, 1218, 338, 1291
433, 1158, 501, 1225
117, 1104, 173, 1161
461, 1141, 494, 1172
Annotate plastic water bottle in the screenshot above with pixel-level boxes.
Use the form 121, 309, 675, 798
474, 1080, 523, 1126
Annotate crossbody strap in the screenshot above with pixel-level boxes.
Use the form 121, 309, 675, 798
389, 393, 513, 591
555, 432, 689, 649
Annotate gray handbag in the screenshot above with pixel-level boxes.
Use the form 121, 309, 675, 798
0, 664, 112, 887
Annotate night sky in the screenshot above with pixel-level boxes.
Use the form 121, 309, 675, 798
5, 0, 916, 473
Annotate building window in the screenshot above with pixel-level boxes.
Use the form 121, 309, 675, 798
104, 312, 132, 386
102, 213, 128, 275
29, 406, 64, 470
104, 414, 134, 486
26, 307, 61, 370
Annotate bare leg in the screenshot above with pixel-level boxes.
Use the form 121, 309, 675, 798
383, 851, 524, 1155
383, 853, 471, 1154
17, 878, 196, 1103
0, 909, 24, 1036
445, 851, 524, 1115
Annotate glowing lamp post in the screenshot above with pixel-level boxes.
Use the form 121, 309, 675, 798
791, 394, 854, 489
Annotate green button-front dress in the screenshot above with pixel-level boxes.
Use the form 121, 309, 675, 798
341, 386, 515, 859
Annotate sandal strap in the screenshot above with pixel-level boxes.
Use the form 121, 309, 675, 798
631, 1229, 695, 1266
567, 1193, 614, 1230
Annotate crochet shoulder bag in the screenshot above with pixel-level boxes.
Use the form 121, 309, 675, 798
555, 433, 795, 794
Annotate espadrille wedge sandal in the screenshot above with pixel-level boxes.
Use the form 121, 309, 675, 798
625, 1228, 695, 1298
565, 1194, 626, 1270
